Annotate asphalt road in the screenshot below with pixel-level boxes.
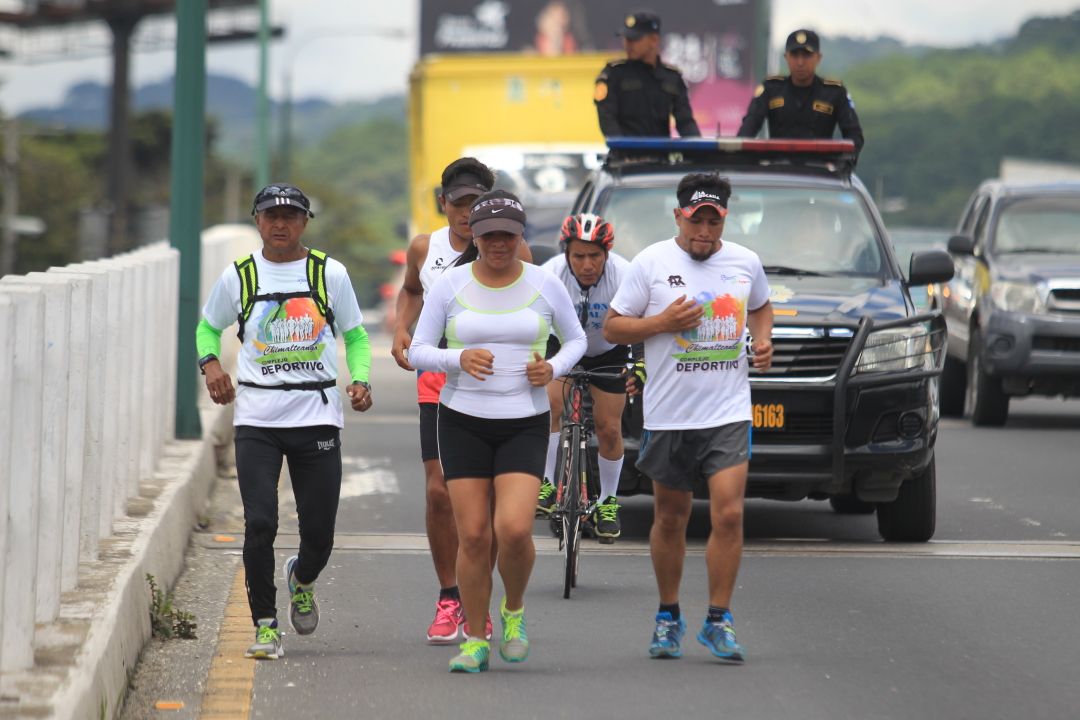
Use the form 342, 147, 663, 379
120, 331, 1080, 720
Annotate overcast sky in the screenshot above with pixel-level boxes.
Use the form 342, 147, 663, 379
1, 0, 1078, 113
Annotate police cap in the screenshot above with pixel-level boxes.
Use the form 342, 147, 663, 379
617, 11, 661, 40
785, 29, 820, 54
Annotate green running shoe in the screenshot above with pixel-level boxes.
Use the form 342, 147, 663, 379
244, 618, 283, 660
593, 496, 621, 543
449, 639, 490, 673
499, 597, 529, 663
536, 478, 556, 516
283, 555, 319, 635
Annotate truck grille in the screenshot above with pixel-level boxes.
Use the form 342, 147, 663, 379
1047, 288, 1080, 314
1033, 335, 1080, 353
752, 414, 833, 444
759, 334, 851, 377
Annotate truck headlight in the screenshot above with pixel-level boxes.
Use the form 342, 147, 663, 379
990, 281, 1043, 314
856, 325, 932, 373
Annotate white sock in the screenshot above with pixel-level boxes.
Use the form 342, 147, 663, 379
598, 455, 624, 502
543, 432, 560, 482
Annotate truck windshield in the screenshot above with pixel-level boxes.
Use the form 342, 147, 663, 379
601, 185, 883, 275
993, 197, 1080, 254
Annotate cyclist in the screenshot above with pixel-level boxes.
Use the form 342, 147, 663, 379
391, 157, 531, 644
537, 213, 633, 543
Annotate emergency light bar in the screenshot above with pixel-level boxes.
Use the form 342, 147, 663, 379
603, 137, 857, 177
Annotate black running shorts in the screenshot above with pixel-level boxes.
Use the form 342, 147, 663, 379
419, 402, 439, 462
437, 404, 549, 480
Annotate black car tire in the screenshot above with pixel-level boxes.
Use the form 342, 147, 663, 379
939, 353, 967, 417
829, 496, 876, 514
875, 457, 936, 542
966, 328, 1009, 427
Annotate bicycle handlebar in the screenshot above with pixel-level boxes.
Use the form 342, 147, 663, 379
562, 364, 627, 382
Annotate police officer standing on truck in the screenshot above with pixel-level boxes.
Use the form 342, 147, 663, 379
737, 29, 864, 155
594, 12, 701, 138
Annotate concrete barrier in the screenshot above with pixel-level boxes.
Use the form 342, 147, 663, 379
0, 295, 13, 667
0, 285, 45, 671
0, 274, 72, 625
47, 264, 110, 566
0, 225, 258, 715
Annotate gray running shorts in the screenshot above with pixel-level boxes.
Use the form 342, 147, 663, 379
636, 421, 752, 492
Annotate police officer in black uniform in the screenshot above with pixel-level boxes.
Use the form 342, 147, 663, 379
737, 29, 864, 154
594, 12, 700, 138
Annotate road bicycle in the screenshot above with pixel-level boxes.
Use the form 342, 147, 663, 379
549, 365, 626, 599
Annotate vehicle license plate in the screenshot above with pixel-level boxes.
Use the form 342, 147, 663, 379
752, 403, 785, 429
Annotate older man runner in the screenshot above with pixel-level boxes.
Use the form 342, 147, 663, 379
197, 183, 374, 659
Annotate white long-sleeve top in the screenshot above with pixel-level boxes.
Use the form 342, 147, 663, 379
409, 261, 588, 419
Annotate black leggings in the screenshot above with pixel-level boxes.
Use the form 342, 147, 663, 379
235, 425, 342, 625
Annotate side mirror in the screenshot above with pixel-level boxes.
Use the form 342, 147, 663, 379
908, 249, 954, 286
947, 234, 975, 255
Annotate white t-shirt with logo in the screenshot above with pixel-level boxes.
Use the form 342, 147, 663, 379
409, 262, 587, 419
202, 252, 364, 429
541, 251, 631, 357
610, 238, 770, 431
419, 226, 464, 297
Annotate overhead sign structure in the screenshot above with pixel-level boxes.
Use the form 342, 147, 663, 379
419, 0, 769, 134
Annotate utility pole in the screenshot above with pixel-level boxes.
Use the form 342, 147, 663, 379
255, 0, 270, 191
170, 0, 207, 440
103, 3, 140, 256
1, 116, 17, 277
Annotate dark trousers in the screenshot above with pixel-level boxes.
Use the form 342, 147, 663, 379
234, 425, 342, 625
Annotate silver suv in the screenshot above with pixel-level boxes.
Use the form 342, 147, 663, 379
940, 181, 1080, 426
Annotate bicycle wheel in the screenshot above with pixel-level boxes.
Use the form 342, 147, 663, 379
549, 423, 572, 540
571, 425, 591, 589
560, 424, 582, 599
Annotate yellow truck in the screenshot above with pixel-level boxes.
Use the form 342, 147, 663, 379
408, 51, 617, 235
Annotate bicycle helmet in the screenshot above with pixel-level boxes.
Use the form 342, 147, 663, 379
559, 213, 615, 253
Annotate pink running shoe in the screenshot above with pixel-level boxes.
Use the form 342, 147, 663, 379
426, 597, 464, 645
463, 614, 493, 641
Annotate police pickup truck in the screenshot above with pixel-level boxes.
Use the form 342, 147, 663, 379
571, 138, 955, 542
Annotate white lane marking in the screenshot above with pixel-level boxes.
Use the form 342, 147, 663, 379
278, 456, 400, 505
348, 413, 422, 425
341, 455, 399, 497
970, 497, 1050, 530
220, 533, 1080, 560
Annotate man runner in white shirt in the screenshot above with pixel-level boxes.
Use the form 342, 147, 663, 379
604, 172, 774, 663
198, 183, 374, 660
537, 213, 633, 542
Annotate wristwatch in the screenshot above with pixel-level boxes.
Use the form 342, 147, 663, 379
198, 354, 218, 374
352, 380, 371, 392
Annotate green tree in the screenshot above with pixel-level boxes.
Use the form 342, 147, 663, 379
847, 30, 1080, 226
292, 116, 408, 306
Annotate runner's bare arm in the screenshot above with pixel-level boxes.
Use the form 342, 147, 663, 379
391, 233, 430, 370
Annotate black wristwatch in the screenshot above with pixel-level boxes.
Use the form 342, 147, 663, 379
198, 354, 218, 374
353, 380, 371, 392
